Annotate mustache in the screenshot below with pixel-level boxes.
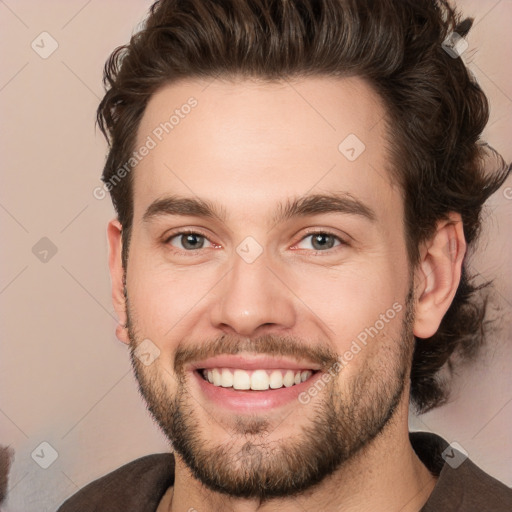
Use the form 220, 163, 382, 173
173, 333, 339, 374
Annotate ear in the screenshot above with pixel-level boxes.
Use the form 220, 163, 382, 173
413, 212, 467, 339
107, 218, 130, 345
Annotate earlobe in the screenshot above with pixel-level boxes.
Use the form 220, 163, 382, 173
106, 218, 130, 345
413, 213, 466, 339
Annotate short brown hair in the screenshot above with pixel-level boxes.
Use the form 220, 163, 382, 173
97, 0, 510, 413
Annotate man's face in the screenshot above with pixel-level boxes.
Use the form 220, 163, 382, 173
123, 77, 415, 498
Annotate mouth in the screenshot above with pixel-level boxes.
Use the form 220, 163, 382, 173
189, 355, 324, 412
197, 367, 318, 391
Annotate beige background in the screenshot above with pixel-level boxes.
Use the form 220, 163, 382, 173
0, 1, 510, 510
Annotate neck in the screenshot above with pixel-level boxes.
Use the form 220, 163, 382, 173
167, 399, 437, 512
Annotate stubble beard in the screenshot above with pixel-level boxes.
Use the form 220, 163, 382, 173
126, 286, 415, 502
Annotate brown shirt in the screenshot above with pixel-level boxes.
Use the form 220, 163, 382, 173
57, 432, 512, 511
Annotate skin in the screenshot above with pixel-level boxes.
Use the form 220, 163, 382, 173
107, 76, 466, 511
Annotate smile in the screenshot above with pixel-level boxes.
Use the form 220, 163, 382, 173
200, 367, 316, 391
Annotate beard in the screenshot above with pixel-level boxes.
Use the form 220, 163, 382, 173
126, 285, 415, 502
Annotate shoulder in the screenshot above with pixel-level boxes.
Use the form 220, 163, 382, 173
57, 453, 175, 512
425, 457, 512, 511
411, 432, 512, 512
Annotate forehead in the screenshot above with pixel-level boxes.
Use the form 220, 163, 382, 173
132, 76, 400, 227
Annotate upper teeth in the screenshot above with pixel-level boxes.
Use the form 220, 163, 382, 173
202, 368, 313, 391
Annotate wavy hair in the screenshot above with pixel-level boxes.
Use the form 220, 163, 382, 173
96, 0, 510, 413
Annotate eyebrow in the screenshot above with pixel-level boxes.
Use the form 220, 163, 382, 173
274, 192, 376, 225
143, 196, 227, 224
142, 192, 377, 227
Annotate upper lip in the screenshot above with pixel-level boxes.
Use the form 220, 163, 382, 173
188, 354, 322, 372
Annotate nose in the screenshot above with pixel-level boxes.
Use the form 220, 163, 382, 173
209, 249, 296, 337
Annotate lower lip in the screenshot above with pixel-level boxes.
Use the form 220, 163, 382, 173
192, 370, 322, 412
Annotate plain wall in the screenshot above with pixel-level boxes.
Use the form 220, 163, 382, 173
0, 1, 510, 510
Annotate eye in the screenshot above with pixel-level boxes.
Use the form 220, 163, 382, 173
294, 231, 344, 252
166, 231, 214, 251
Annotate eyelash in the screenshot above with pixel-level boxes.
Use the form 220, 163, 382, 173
163, 229, 218, 256
163, 229, 348, 256
296, 229, 348, 254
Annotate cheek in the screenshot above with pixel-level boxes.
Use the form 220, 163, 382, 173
128, 273, 169, 334
126, 254, 218, 340
288, 255, 407, 343
331, 306, 409, 391
134, 357, 179, 410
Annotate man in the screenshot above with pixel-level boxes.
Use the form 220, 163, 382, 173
58, 0, 512, 510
